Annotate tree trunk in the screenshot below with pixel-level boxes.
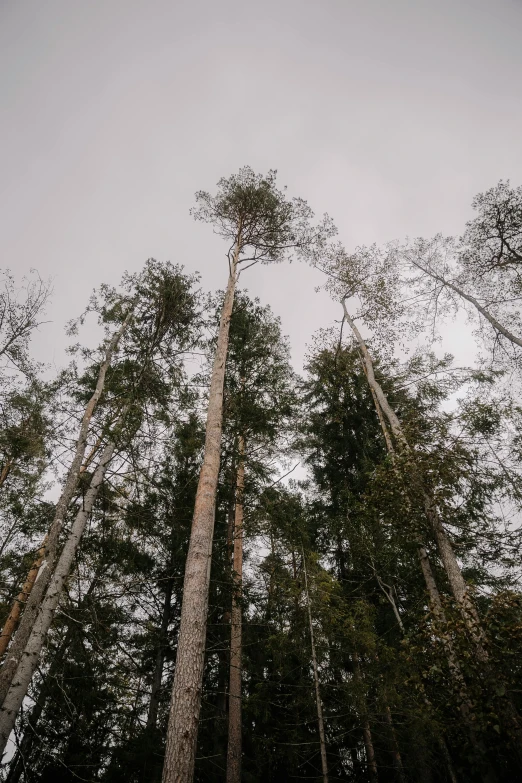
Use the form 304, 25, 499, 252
408, 255, 522, 348
359, 348, 497, 779
418, 538, 496, 781
0, 539, 46, 659
146, 575, 174, 732
373, 649, 404, 782
383, 705, 406, 782
352, 652, 378, 783
0, 435, 107, 661
302, 547, 329, 783
0, 440, 115, 756
218, 485, 236, 717
417, 547, 477, 723
226, 436, 245, 783
0, 310, 131, 705
342, 300, 488, 652
162, 251, 239, 783
5, 624, 74, 783
5, 691, 45, 783
0, 462, 11, 491
362, 717, 378, 783
423, 497, 489, 660
438, 735, 459, 783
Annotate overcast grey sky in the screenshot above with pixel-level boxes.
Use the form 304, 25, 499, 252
2, 0, 522, 371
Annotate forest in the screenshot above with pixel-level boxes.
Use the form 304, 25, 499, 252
1, 167, 522, 783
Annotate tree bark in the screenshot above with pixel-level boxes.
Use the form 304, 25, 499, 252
353, 653, 378, 783
226, 436, 245, 783
343, 300, 522, 767
362, 715, 378, 783
0, 462, 11, 491
302, 547, 329, 783
438, 735, 459, 783
162, 250, 239, 783
146, 575, 174, 732
417, 546, 475, 720
358, 350, 496, 783
5, 682, 47, 783
0, 539, 46, 659
0, 310, 131, 705
383, 705, 406, 783
342, 300, 487, 652
341, 301, 406, 448
218, 485, 236, 716
4, 625, 74, 783
0, 440, 115, 756
365, 363, 496, 780
423, 497, 489, 660
373, 648, 404, 782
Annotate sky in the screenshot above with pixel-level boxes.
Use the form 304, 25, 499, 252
2, 0, 522, 374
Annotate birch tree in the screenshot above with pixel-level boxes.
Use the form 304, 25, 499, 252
315, 245, 507, 653
366, 182, 522, 366
299, 337, 522, 777
0, 305, 134, 707
0, 260, 200, 758
0, 438, 118, 753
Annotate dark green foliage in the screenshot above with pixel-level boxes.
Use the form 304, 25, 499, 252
4, 179, 522, 783
192, 167, 335, 272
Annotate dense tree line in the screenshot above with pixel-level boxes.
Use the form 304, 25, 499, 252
1, 170, 522, 782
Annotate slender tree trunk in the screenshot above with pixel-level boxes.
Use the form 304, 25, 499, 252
79, 434, 105, 475
0, 436, 107, 661
0, 311, 132, 705
373, 648, 404, 782
378, 554, 458, 783
218, 485, 236, 715
408, 255, 522, 348
423, 498, 489, 660
5, 624, 74, 783
146, 576, 174, 732
5, 682, 47, 783
226, 436, 245, 783
438, 735, 459, 783
0, 440, 115, 756
0, 520, 19, 561
417, 547, 476, 722
302, 547, 329, 783
0, 462, 11, 490
291, 549, 300, 616
162, 250, 239, 783
147, 504, 183, 733
265, 528, 277, 622
352, 651, 378, 782
0, 540, 46, 659
342, 300, 487, 649
362, 715, 378, 783
383, 705, 406, 782
417, 528, 495, 778
344, 300, 522, 767
365, 363, 496, 780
